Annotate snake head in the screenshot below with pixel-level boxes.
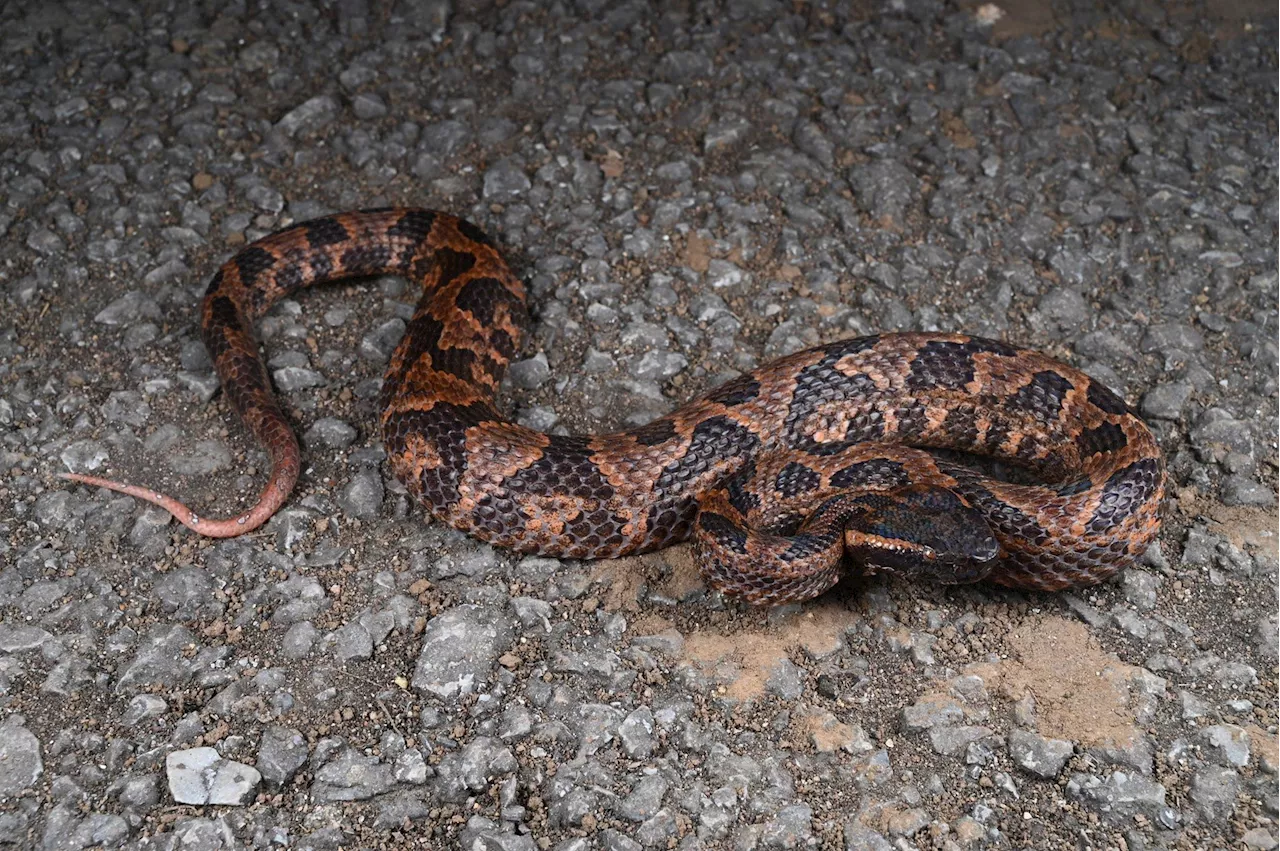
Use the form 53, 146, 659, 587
840, 485, 1001, 585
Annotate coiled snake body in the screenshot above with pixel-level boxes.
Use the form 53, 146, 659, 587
64, 209, 1166, 604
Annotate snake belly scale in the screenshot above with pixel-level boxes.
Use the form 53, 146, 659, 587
63, 209, 1167, 604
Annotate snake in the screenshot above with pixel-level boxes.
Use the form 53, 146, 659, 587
62, 208, 1167, 604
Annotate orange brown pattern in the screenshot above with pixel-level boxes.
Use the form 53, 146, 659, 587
61, 209, 1166, 604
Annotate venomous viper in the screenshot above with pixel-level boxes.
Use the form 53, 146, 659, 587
63, 209, 1166, 604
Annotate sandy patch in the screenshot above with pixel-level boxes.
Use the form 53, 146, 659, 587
994, 616, 1140, 747
681, 599, 857, 701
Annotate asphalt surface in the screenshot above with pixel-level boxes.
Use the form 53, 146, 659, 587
0, 1, 1276, 849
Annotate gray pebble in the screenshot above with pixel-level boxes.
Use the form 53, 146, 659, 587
1007, 728, 1074, 779
618, 774, 668, 822
166, 747, 260, 806
257, 726, 309, 787
305, 417, 358, 449
849, 160, 917, 223
1190, 408, 1254, 459
0, 717, 43, 796
277, 94, 339, 136
360, 318, 406, 362
61, 440, 110, 473
115, 625, 194, 693
902, 695, 964, 731
929, 726, 993, 756
1202, 724, 1251, 768
618, 707, 655, 759
656, 50, 713, 84
102, 391, 149, 427
33, 492, 71, 529
351, 91, 387, 120
176, 370, 221, 402
329, 621, 373, 662
94, 291, 162, 326
1141, 322, 1205, 354
282, 622, 318, 659
843, 824, 894, 850
507, 353, 551, 389
517, 405, 558, 431
1189, 765, 1240, 823
705, 116, 750, 152
0, 625, 53, 654
1067, 771, 1170, 825
273, 365, 325, 392
1034, 287, 1090, 334
1140, 382, 1192, 420
312, 748, 396, 802
117, 775, 160, 810
411, 605, 516, 700
793, 122, 834, 167
119, 696, 166, 726
168, 439, 232, 475
765, 657, 804, 701
483, 159, 532, 203
1256, 614, 1279, 659
460, 818, 536, 851
338, 468, 384, 520
761, 803, 813, 848
1222, 475, 1273, 506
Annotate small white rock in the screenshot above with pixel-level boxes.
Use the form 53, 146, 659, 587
166, 747, 261, 806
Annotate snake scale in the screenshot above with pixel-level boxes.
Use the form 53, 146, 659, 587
63, 209, 1166, 604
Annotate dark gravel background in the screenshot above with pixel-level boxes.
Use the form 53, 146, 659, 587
0, 1, 1276, 849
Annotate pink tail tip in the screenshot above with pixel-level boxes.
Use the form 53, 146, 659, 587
58, 471, 271, 538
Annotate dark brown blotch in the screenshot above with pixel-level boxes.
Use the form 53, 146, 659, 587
384, 312, 454, 388
454, 277, 508, 326
697, 511, 749, 554
725, 460, 761, 515
800, 439, 862, 457
274, 261, 306, 295
644, 499, 696, 549
1054, 478, 1094, 497
943, 466, 1050, 546
433, 246, 478, 286
387, 209, 437, 243
383, 402, 492, 509
454, 217, 494, 247
1086, 380, 1130, 416
1085, 458, 1162, 534
830, 458, 910, 490
387, 209, 438, 266
1010, 370, 1074, 418
781, 340, 878, 445
233, 246, 276, 289
704, 376, 760, 407
489, 327, 517, 364
203, 296, 243, 351
894, 399, 931, 439
907, 338, 1019, 393
774, 460, 821, 499
303, 217, 351, 248
1077, 422, 1128, 457
203, 268, 226, 297
510, 436, 615, 503
629, 418, 679, 447
655, 415, 760, 494
340, 242, 393, 275
778, 533, 832, 563
942, 404, 981, 446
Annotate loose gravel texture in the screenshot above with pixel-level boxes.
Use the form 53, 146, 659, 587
1, 1, 1277, 850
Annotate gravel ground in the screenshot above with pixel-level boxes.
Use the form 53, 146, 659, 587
1, 1, 1276, 849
